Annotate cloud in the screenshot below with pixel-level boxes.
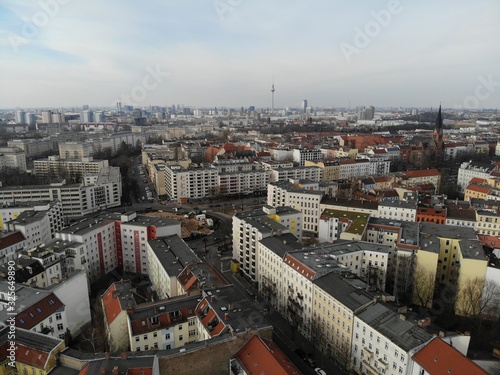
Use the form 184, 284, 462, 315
0, 0, 499, 108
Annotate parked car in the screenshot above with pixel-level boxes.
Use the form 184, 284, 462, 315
315, 368, 326, 375
305, 357, 316, 368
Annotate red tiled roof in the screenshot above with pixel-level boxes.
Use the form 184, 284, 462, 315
284, 254, 315, 280
412, 338, 488, 375
477, 234, 500, 249
102, 283, 124, 326
0, 231, 25, 250
16, 294, 63, 330
469, 177, 488, 185
404, 169, 441, 178
235, 335, 301, 375
16, 344, 50, 369
466, 184, 491, 194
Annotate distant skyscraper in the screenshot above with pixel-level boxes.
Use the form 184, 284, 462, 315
41, 110, 53, 124
356, 105, 375, 120
301, 100, 308, 113
131, 109, 142, 118
116, 102, 122, 113
95, 111, 105, 123
26, 113, 36, 126
51, 112, 63, 123
15, 110, 26, 124
82, 104, 89, 110
80, 110, 93, 123
366, 105, 375, 120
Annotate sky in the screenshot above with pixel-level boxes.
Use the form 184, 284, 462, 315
1, 0, 499, 110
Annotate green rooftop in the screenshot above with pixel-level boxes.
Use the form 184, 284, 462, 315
320, 209, 370, 234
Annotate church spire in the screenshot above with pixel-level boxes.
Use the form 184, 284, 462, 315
436, 105, 443, 130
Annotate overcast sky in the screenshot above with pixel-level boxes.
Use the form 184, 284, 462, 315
1, 0, 499, 109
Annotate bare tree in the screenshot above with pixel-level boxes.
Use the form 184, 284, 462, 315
335, 341, 352, 371
308, 317, 326, 356
456, 278, 500, 326
391, 254, 415, 305
79, 299, 109, 353
413, 263, 435, 308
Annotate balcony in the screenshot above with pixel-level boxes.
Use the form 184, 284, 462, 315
287, 296, 304, 310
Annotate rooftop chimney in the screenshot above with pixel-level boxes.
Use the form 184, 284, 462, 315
121, 352, 128, 360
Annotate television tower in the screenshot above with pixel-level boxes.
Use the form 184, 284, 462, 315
271, 76, 275, 114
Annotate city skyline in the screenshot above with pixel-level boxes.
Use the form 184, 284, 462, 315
1, 0, 499, 109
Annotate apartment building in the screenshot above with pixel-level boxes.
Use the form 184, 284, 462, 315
56, 216, 117, 282
258, 239, 390, 340
269, 166, 322, 183
475, 210, 500, 236
7, 138, 58, 159
87, 132, 146, 156
0, 167, 121, 217
117, 213, 180, 274
218, 169, 269, 195
416, 205, 447, 224
457, 161, 495, 192
445, 201, 476, 228
152, 163, 166, 196
0, 231, 26, 262
0, 283, 68, 339
292, 148, 324, 166
0, 201, 64, 231
409, 337, 488, 375
14, 250, 63, 288
318, 209, 370, 243
232, 208, 292, 284
34, 156, 108, 179
268, 181, 323, 234
416, 223, 488, 315
351, 303, 433, 375
305, 160, 341, 181
128, 296, 200, 351
377, 200, 417, 222
230, 335, 301, 375
402, 169, 441, 189
194, 286, 270, 342
165, 165, 219, 201
0, 146, 27, 171
59, 142, 92, 160
313, 272, 373, 364
6, 210, 51, 249
261, 160, 294, 170
101, 280, 137, 352
3, 328, 66, 375
263, 205, 302, 239
147, 235, 199, 299
258, 234, 303, 311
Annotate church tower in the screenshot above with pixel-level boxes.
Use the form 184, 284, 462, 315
433, 105, 444, 151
